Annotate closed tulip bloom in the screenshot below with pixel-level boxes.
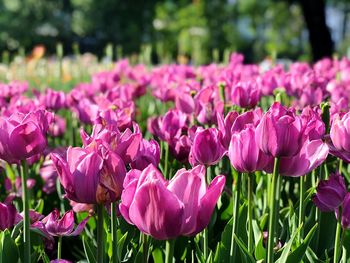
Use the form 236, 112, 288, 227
0, 109, 53, 163
330, 112, 350, 153
189, 128, 226, 166
217, 111, 239, 149
231, 80, 261, 109
119, 164, 225, 240
0, 202, 22, 230
255, 102, 303, 157
274, 140, 329, 177
312, 173, 347, 212
131, 139, 160, 170
228, 126, 271, 173
51, 145, 126, 204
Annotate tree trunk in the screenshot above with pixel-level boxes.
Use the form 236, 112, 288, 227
299, 0, 334, 62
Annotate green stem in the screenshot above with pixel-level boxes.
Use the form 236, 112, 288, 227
267, 157, 280, 263
141, 233, 148, 263
334, 209, 342, 263
165, 239, 175, 263
111, 202, 118, 263
230, 170, 241, 263
203, 228, 209, 259
247, 173, 254, 254
298, 176, 306, 242
21, 160, 31, 263
339, 159, 343, 174
57, 236, 62, 260
97, 204, 105, 263
164, 142, 169, 179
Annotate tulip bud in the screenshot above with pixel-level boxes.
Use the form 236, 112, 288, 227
313, 173, 347, 212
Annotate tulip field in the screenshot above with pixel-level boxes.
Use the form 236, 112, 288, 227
1, 53, 350, 263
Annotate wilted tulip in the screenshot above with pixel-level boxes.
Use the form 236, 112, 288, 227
0, 202, 21, 230
51, 145, 126, 204
0, 109, 53, 163
119, 164, 225, 240
312, 173, 347, 212
189, 128, 226, 166
255, 102, 303, 157
33, 209, 90, 237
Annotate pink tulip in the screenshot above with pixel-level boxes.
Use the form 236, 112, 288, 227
230, 80, 261, 109
131, 139, 160, 170
255, 102, 303, 157
330, 112, 350, 161
189, 128, 226, 166
51, 145, 126, 204
228, 126, 271, 173
119, 164, 225, 240
32, 209, 90, 237
0, 109, 53, 163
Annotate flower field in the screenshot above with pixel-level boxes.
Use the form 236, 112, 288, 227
1, 53, 350, 263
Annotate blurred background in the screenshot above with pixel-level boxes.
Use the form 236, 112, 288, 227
0, 0, 347, 65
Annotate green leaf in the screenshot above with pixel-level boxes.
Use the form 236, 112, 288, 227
0, 229, 19, 263
285, 223, 318, 263
152, 248, 163, 263
83, 236, 97, 263
252, 220, 265, 260
276, 224, 302, 263
5, 163, 16, 183
117, 232, 128, 262
233, 235, 256, 263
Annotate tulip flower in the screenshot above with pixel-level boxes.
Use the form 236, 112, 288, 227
0, 109, 53, 163
312, 173, 347, 212
0, 202, 22, 231
119, 164, 225, 240
230, 80, 261, 109
329, 112, 350, 162
340, 193, 350, 229
33, 209, 90, 237
228, 126, 271, 173
255, 102, 303, 157
189, 128, 226, 166
217, 111, 239, 149
51, 145, 126, 204
131, 139, 160, 170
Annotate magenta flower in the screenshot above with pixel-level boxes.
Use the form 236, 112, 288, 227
340, 193, 350, 229
0, 202, 22, 230
0, 109, 53, 163
228, 126, 271, 173
51, 145, 126, 204
119, 164, 225, 240
255, 102, 303, 157
32, 209, 90, 238
81, 123, 141, 165
329, 112, 350, 161
312, 173, 347, 212
148, 109, 188, 142
217, 111, 239, 149
130, 139, 160, 170
189, 128, 226, 166
39, 88, 67, 111
230, 80, 261, 109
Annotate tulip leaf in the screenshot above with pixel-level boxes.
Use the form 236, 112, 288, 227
233, 234, 256, 263
83, 236, 97, 263
252, 220, 265, 260
285, 223, 318, 263
152, 248, 163, 263
275, 223, 302, 263
5, 163, 16, 183
0, 229, 19, 263
117, 231, 128, 262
